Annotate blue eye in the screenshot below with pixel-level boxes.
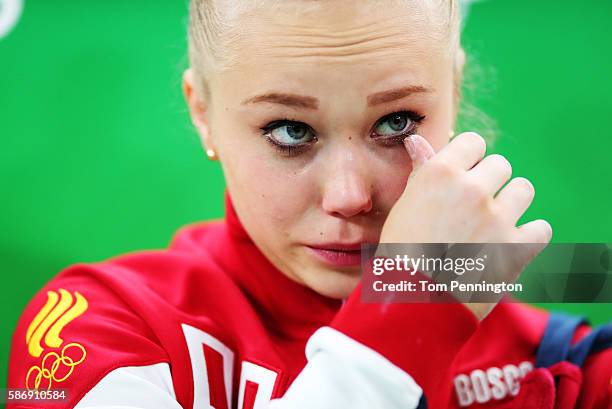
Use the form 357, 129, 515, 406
373, 111, 425, 138
261, 120, 316, 148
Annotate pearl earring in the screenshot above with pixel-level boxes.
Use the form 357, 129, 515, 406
206, 148, 218, 161
449, 130, 455, 138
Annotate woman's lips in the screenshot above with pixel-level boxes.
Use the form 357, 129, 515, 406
306, 244, 363, 267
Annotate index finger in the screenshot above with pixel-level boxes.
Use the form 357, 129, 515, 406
436, 132, 487, 170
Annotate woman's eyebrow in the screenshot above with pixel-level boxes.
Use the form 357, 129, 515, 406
367, 85, 432, 106
241, 93, 319, 110
241, 85, 431, 110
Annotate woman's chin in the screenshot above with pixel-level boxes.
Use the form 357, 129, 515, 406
302, 267, 361, 300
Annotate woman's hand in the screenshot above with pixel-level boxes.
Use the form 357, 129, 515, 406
379, 132, 553, 320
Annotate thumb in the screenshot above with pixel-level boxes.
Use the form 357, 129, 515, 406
404, 134, 435, 170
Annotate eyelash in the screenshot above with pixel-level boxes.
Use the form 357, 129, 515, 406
259, 110, 426, 157
260, 120, 316, 157
371, 110, 426, 145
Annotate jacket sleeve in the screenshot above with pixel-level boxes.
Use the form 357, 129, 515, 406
73, 363, 181, 409
269, 326, 425, 409
6, 265, 171, 409
72, 326, 426, 409
8, 272, 477, 409
271, 282, 479, 409
62, 282, 477, 409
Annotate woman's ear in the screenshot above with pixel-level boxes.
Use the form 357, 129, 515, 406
452, 47, 466, 124
182, 68, 218, 159
455, 47, 465, 73
454, 47, 466, 83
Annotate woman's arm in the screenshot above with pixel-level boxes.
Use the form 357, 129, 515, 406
69, 297, 477, 409
270, 285, 478, 409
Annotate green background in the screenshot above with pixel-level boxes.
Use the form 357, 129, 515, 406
1, 0, 610, 390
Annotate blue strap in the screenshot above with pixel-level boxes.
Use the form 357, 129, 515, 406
536, 312, 612, 368
535, 312, 585, 368
567, 322, 612, 366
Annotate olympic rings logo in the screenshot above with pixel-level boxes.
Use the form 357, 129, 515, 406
26, 342, 87, 390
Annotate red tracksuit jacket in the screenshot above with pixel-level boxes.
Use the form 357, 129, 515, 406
7, 191, 612, 409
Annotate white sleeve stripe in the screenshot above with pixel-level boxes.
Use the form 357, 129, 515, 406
269, 326, 423, 409
74, 362, 182, 409
307, 327, 424, 395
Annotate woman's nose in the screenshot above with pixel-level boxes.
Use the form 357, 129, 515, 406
321, 154, 374, 218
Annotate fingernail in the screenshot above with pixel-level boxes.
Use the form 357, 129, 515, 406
404, 135, 417, 160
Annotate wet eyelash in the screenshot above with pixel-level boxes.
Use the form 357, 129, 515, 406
373, 110, 426, 146
260, 119, 316, 157
259, 111, 426, 156
263, 136, 311, 157
260, 119, 296, 134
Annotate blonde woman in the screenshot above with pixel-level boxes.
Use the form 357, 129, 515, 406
7, 1, 611, 408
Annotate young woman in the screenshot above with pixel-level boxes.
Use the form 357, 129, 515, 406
7, 0, 611, 408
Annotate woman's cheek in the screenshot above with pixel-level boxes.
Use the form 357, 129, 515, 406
380, 173, 410, 215
370, 149, 412, 198
241, 159, 310, 229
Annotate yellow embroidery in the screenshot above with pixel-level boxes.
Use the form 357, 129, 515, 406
26, 342, 86, 390
26, 289, 88, 358
25, 288, 88, 390
45, 291, 88, 349
25, 290, 58, 345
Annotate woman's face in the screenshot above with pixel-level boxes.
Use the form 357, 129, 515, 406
185, 0, 462, 299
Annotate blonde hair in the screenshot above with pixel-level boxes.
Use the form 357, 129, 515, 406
188, 0, 463, 101
186, 1, 497, 144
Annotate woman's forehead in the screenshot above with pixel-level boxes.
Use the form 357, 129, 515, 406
227, 0, 451, 60
213, 55, 449, 119
213, 2, 451, 89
